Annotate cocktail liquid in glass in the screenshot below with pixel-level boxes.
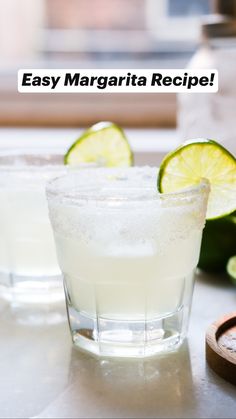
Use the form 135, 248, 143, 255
0, 149, 66, 303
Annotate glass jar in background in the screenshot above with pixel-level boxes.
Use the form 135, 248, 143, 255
178, 1, 236, 156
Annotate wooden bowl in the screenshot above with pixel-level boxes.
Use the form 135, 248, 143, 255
206, 312, 236, 385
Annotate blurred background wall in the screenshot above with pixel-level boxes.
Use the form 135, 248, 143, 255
0, 0, 223, 128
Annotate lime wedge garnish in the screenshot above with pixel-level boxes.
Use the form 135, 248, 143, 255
227, 255, 236, 284
157, 139, 236, 220
64, 121, 133, 167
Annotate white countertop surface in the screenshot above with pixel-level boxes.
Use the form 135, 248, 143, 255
0, 271, 235, 419
0, 129, 235, 418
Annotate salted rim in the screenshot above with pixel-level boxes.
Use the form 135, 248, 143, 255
46, 167, 210, 204
0, 148, 65, 171
0, 148, 96, 172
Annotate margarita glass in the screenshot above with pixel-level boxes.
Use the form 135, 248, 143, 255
47, 167, 209, 357
0, 148, 66, 303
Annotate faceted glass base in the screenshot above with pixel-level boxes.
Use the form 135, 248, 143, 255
67, 305, 188, 358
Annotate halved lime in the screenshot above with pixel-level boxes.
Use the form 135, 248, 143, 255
227, 255, 236, 284
64, 122, 133, 167
157, 139, 236, 220
198, 212, 236, 272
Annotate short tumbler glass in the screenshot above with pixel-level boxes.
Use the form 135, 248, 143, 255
0, 148, 66, 303
47, 167, 209, 358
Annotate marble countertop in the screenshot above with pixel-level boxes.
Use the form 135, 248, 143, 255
0, 271, 235, 419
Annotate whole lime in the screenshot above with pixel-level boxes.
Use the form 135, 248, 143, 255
227, 255, 236, 284
198, 211, 236, 272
